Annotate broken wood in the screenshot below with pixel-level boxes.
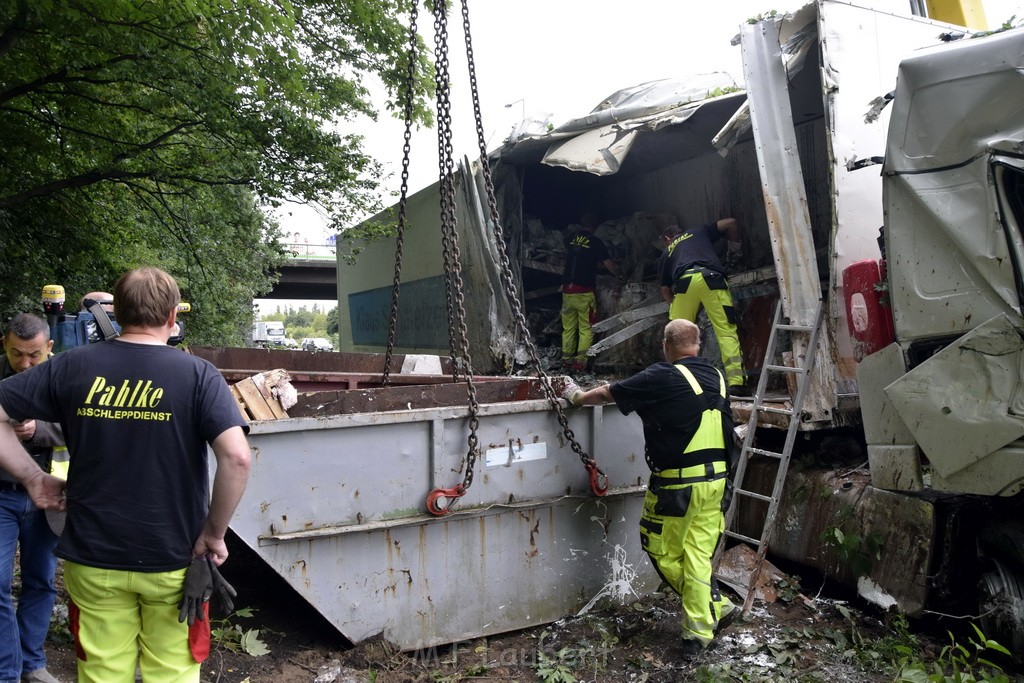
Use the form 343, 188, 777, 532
230, 368, 294, 421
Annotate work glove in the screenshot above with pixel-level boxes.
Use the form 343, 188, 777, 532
562, 379, 585, 407
207, 556, 237, 616
178, 556, 213, 626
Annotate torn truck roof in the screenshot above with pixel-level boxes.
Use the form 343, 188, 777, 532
500, 73, 746, 176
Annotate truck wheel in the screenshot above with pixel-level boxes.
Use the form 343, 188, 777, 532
978, 556, 1024, 661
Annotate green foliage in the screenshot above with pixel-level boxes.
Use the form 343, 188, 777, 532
821, 523, 884, 578
258, 304, 339, 347
747, 10, 780, 24
0, 0, 433, 338
707, 86, 743, 98
971, 15, 1022, 38
530, 630, 580, 683
896, 624, 1011, 683
339, 215, 399, 265
210, 606, 271, 657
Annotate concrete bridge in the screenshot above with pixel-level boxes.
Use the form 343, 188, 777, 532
263, 244, 338, 300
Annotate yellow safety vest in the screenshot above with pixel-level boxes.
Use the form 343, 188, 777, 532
673, 363, 727, 455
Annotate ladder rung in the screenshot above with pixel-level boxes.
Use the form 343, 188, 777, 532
776, 323, 815, 333
749, 447, 783, 459
724, 530, 761, 545
759, 405, 794, 416
736, 489, 773, 503
765, 364, 803, 374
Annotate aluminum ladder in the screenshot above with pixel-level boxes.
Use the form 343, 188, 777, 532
717, 298, 825, 613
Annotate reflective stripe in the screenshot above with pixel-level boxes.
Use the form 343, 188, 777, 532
49, 446, 69, 481
673, 364, 726, 454
654, 461, 728, 480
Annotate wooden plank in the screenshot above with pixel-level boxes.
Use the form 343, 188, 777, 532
253, 369, 290, 419
586, 316, 664, 356
229, 385, 250, 421
233, 379, 277, 420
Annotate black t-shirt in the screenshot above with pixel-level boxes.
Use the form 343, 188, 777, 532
563, 230, 611, 288
659, 222, 725, 287
609, 356, 728, 471
0, 339, 248, 571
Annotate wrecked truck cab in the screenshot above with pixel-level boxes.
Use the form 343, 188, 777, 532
863, 24, 1024, 500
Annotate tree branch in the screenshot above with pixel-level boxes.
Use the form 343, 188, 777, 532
0, 53, 147, 105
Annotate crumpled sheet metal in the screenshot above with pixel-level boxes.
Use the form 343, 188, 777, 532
885, 314, 1024, 479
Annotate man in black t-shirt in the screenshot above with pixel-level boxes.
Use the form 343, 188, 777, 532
561, 213, 621, 373
657, 215, 747, 393
563, 318, 735, 656
0, 267, 251, 682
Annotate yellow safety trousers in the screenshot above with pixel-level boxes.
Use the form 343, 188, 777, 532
561, 291, 596, 363
669, 271, 745, 387
639, 365, 733, 645
64, 562, 201, 683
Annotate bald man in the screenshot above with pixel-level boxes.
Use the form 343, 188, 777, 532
565, 319, 736, 656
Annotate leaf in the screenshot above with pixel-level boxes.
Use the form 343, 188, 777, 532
240, 628, 270, 656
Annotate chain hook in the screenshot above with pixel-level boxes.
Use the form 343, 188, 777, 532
426, 485, 466, 516
585, 461, 609, 497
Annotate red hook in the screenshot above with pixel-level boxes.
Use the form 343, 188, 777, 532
586, 461, 609, 497
426, 485, 466, 516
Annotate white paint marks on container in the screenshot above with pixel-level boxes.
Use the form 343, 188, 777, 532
485, 440, 547, 467
576, 544, 639, 615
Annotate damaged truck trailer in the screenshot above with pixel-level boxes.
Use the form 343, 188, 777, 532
331, 0, 1024, 651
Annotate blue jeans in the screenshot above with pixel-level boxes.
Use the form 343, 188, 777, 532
0, 487, 59, 682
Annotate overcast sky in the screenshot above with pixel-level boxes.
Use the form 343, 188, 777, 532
261, 0, 1022, 311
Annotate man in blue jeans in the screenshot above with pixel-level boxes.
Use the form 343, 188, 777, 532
0, 314, 64, 683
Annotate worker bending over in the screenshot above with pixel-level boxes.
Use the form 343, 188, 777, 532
658, 215, 747, 394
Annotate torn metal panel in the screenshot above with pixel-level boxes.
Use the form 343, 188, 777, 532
885, 314, 1024, 486
713, 3, 818, 154
740, 13, 832, 421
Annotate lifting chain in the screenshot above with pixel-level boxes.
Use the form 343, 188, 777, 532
425, 0, 482, 516
457, 0, 607, 497
382, 1, 421, 387
433, 2, 462, 382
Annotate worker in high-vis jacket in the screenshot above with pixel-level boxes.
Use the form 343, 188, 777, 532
657, 215, 748, 395
560, 212, 622, 374
563, 318, 736, 656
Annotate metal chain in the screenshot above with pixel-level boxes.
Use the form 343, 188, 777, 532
433, 4, 462, 382
425, 0, 482, 515
382, 2, 421, 387
458, 0, 607, 496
